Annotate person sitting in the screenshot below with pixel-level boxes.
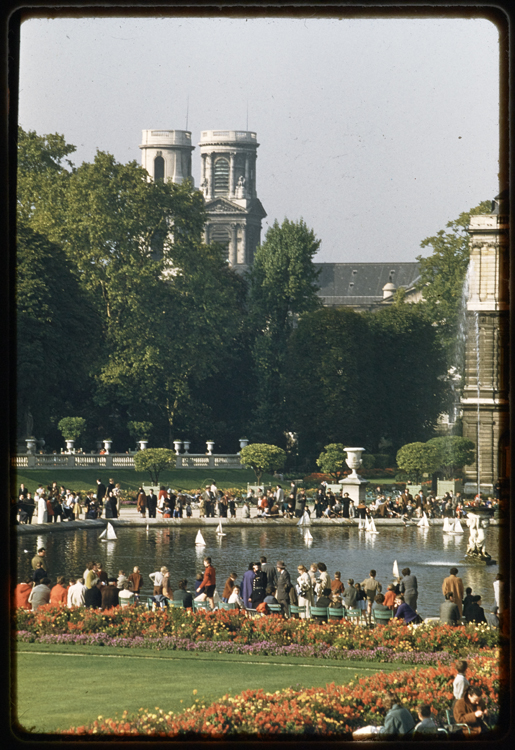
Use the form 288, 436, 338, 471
453, 685, 489, 736
222, 572, 238, 603
118, 583, 135, 607
371, 592, 391, 615
29, 578, 52, 611
32, 561, 47, 585
49, 576, 69, 606
228, 585, 245, 609
378, 691, 415, 737
462, 586, 474, 611
14, 577, 34, 610
173, 579, 193, 609
413, 703, 438, 735
311, 587, 331, 621
101, 578, 120, 610
464, 595, 487, 625
329, 593, 344, 610
394, 594, 421, 624
263, 586, 278, 605
440, 592, 461, 626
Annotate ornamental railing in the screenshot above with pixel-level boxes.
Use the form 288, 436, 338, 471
11, 453, 244, 470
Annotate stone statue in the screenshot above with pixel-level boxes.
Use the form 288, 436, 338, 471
200, 178, 208, 195
236, 175, 246, 199
466, 511, 491, 561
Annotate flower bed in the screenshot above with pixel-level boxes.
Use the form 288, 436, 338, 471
61, 654, 500, 736
14, 605, 500, 655
15, 630, 461, 665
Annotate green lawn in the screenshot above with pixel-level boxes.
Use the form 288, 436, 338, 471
13, 643, 414, 735
13, 468, 276, 495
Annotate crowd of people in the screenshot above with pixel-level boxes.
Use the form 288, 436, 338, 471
15, 546, 505, 632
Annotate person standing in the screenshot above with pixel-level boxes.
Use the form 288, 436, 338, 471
361, 569, 382, 623
104, 492, 118, 519
297, 565, 314, 618
36, 493, 48, 524
136, 487, 147, 518
260, 556, 277, 590
147, 489, 158, 518
198, 557, 216, 610
67, 577, 86, 607
250, 562, 267, 608
31, 547, 47, 571
442, 567, 465, 618
128, 566, 143, 598
275, 561, 291, 615
96, 479, 106, 506
399, 567, 418, 611
241, 563, 255, 609
222, 572, 238, 603
453, 660, 470, 700
84, 580, 103, 609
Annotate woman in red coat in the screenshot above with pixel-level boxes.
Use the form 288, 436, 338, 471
198, 557, 216, 609
14, 578, 33, 610
50, 576, 69, 606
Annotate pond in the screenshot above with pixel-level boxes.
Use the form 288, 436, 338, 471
16, 524, 501, 618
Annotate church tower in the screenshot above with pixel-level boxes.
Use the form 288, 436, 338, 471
199, 130, 266, 272
140, 129, 194, 184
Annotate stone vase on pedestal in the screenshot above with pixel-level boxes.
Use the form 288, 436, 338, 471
65, 439, 75, 454
339, 447, 369, 506
103, 440, 112, 455
138, 440, 148, 451
173, 440, 183, 454
239, 438, 249, 450
206, 441, 215, 455
183, 440, 191, 454
25, 438, 37, 455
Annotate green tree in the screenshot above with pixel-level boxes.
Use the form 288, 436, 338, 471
416, 200, 491, 357
239, 443, 287, 484
248, 218, 321, 443
316, 444, 347, 480
127, 421, 153, 440
396, 442, 440, 483
16, 222, 99, 441
17, 125, 75, 236
133, 448, 175, 485
57, 417, 87, 441
427, 436, 475, 479
365, 298, 449, 451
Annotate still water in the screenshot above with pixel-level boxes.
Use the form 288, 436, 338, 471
17, 525, 500, 617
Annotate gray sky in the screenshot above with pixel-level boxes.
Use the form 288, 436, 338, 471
18, 15, 499, 262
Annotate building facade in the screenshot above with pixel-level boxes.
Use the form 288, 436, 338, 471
460, 198, 510, 490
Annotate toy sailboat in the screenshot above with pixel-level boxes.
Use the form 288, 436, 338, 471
450, 518, 464, 534
99, 522, 117, 541
358, 516, 366, 530
417, 512, 430, 528
442, 517, 453, 533
195, 530, 206, 545
393, 560, 400, 579
216, 521, 226, 536
297, 511, 311, 527
367, 517, 379, 534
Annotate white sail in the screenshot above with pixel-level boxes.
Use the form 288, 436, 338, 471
368, 517, 379, 534
358, 516, 366, 530
365, 516, 372, 531
452, 518, 464, 534
417, 513, 429, 528
216, 522, 226, 536
195, 530, 206, 545
302, 511, 311, 526
393, 560, 400, 579
106, 522, 117, 540
297, 514, 305, 526
442, 517, 453, 533
305, 529, 313, 540
98, 528, 107, 540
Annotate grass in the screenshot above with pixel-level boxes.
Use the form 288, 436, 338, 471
13, 468, 276, 495
13, 643, 414, 735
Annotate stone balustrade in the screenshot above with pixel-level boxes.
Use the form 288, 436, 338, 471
11, 453, 244, 470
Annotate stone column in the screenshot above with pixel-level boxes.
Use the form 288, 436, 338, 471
230, 224, 238, 266
229, 152, 235, 197
245, 155, 250, 193
207, 154, 214, 200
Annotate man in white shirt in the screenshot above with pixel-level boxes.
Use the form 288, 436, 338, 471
118, 583, 135, 607
67, 577, 86, 607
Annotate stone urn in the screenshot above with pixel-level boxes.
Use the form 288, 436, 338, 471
183, 440, 191, 454
344, 447, 365, 479
65, 439, 75, 453
206, 440, 215, 455
95, 440, 103, 453
239, 437, 249, 450
25, 437, 37, 455
138, 440, 148, 451
103, 439, 112, 454
173, 440, 183, 454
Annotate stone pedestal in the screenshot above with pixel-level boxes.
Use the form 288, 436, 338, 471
338, 475, 369, 506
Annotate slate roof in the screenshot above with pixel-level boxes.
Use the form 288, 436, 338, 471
315, 262, 421, 308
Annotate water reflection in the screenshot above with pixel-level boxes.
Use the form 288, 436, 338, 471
16, 525, 500, 617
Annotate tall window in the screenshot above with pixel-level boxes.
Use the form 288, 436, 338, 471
214, 157, 229, 195
154, 155, 164, 182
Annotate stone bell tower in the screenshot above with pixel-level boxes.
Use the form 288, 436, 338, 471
140, 129, 194, 185
460, 193, 510, 491
199, 130, 266, 272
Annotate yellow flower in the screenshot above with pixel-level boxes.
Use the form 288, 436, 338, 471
193, 689, 198, 695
